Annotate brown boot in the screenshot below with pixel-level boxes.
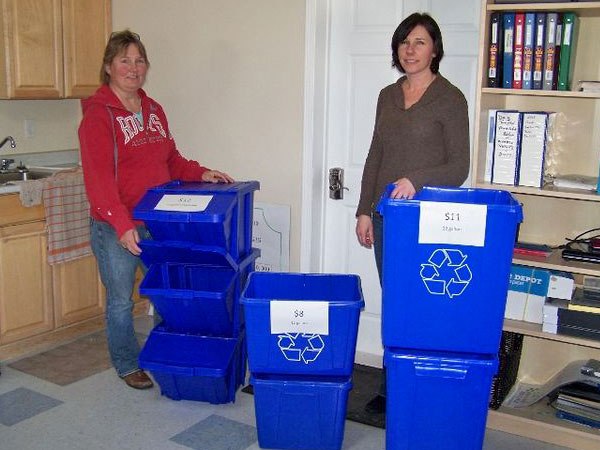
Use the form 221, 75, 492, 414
122, 370, 154, 390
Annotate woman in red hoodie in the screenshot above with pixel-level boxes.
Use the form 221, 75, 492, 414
79, 30, 232, 389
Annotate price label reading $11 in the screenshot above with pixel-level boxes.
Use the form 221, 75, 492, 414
270, 301, 329, 335
418, 201, 487, 247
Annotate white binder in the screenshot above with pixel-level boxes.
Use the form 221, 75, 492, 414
492, 110, 521, 185
518, 112, 548, 188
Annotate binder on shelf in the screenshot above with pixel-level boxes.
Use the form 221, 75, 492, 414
552, 13, 563, 90
485, 109, 499, 183
533, 13, 546, 90
488, 12, 503, 88
503, 13, 515, 89
518, 112, 548, 188
513, 13, 525, 89
492, 110, 521, 186
522, 13, 536, 90
543, 13, 558, 90
558, 12, 579, 91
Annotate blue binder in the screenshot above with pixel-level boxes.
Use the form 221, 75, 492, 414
502, 13, 515, 89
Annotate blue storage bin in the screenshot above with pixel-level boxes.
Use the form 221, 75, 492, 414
241, 272, 364, 376
377, 186, 523, 354
384, 348, 498, 450
139, 326, 245, 404
251, 373, 352, 450
140, 248, 259, 336
133, 180, 259, 260
139, 241, 237, 269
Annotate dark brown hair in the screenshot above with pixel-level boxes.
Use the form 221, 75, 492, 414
391, 13, 444, 74
100, 30, 150, 84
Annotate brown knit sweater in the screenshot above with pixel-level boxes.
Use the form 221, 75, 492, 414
356, 74, 470, 217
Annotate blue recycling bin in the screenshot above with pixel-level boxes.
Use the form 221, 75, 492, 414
133, 180, 259, 261
251, 373, 352, 450
385, 348, 498, 450
377, 186, 523, 354
139, 325, 246, 404
241, 272, 365, 376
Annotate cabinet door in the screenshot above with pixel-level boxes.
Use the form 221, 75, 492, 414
62, 0, 111, 98
52, 254, 105, 328
1, 0, 63, 98
0, 223, 53, 345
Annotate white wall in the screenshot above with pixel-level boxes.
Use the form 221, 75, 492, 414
0, 100, 80, 156
112, 0, 306, 269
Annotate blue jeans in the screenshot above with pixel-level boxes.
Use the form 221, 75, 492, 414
90, 218, 151, 377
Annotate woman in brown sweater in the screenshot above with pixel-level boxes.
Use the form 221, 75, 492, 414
355, 13, 470, 414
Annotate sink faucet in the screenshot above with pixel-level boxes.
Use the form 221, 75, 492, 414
0, 136, 16, 150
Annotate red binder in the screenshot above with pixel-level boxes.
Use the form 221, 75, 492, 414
513, 13, 525, 89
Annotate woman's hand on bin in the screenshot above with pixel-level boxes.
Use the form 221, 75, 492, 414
390, 177, 416, 200
120, 228, 142, 256
201, 170, 234, 183
356, 215, 374, 249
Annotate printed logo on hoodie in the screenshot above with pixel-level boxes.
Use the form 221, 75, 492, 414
116, 113, 167, 145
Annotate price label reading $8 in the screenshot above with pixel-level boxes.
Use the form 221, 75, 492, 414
418, 201, 487, 247
270, 301, 329, 335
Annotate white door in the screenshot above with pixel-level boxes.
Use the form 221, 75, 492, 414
313, 0, 481, 365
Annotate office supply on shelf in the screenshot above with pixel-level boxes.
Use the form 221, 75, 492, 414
492, 110, 521, 185
485, 109, 499, 183
522, 13, 535, 90
558, 12, 579, 91
552, 13, 563, 91
518, 112, 548, 188
533, 13, 546, 90
543, 13, 558, 91
503, 12, 515, 89
513, 13, 525, 89
488, 12, 503, 88
552, 174, 598, 191
578, 80, 600, 92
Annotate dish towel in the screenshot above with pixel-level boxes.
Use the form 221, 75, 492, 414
42, 168, 92, 265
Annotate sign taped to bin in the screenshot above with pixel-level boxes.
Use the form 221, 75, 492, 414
270, 301, 329, 335
418, 202, 487, 247
154, 194, 213, 212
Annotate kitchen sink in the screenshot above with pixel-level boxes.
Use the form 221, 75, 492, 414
0, 169, 55, 184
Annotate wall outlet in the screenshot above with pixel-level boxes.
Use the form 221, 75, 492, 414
24, 119, 35, 138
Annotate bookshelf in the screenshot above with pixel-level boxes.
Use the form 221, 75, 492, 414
473, 2, 600, 448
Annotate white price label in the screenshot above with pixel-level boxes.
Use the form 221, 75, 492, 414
154, 194, 213, 212
270, 301, 329, 335
418, 202, 487, 247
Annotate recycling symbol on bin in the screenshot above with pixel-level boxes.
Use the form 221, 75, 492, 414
420, 248, 472, 298
277, 333, 325, 364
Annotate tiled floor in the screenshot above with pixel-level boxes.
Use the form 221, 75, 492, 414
0, 316, 573, 450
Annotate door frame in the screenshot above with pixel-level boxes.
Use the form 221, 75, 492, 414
300, 0, 330, 273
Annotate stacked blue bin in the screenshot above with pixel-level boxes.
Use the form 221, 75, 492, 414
132, 180, 259, 404
241, 272, 364, 450
377, 186, 523, 450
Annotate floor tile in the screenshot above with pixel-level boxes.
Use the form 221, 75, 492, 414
170, 414, 257, 450
0, 387, 63, 426
8, 331, 146, 385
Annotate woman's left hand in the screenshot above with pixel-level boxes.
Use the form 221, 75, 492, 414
202, 170, 234, 183
390, 177, 416, 199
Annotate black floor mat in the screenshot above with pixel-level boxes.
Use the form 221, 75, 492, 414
241, 363, 385, 429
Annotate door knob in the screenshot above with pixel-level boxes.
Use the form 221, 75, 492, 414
329, 167, 349, 200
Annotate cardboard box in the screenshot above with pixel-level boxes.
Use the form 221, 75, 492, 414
548, 271, 574, 300
505, 265, 550, 323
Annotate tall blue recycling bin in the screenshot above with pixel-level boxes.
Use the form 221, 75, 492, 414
377, 186, 523, 355
378, 185, 522, 450
134, 180, 260, 404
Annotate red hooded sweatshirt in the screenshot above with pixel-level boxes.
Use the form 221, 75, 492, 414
79, 84, 208, 238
